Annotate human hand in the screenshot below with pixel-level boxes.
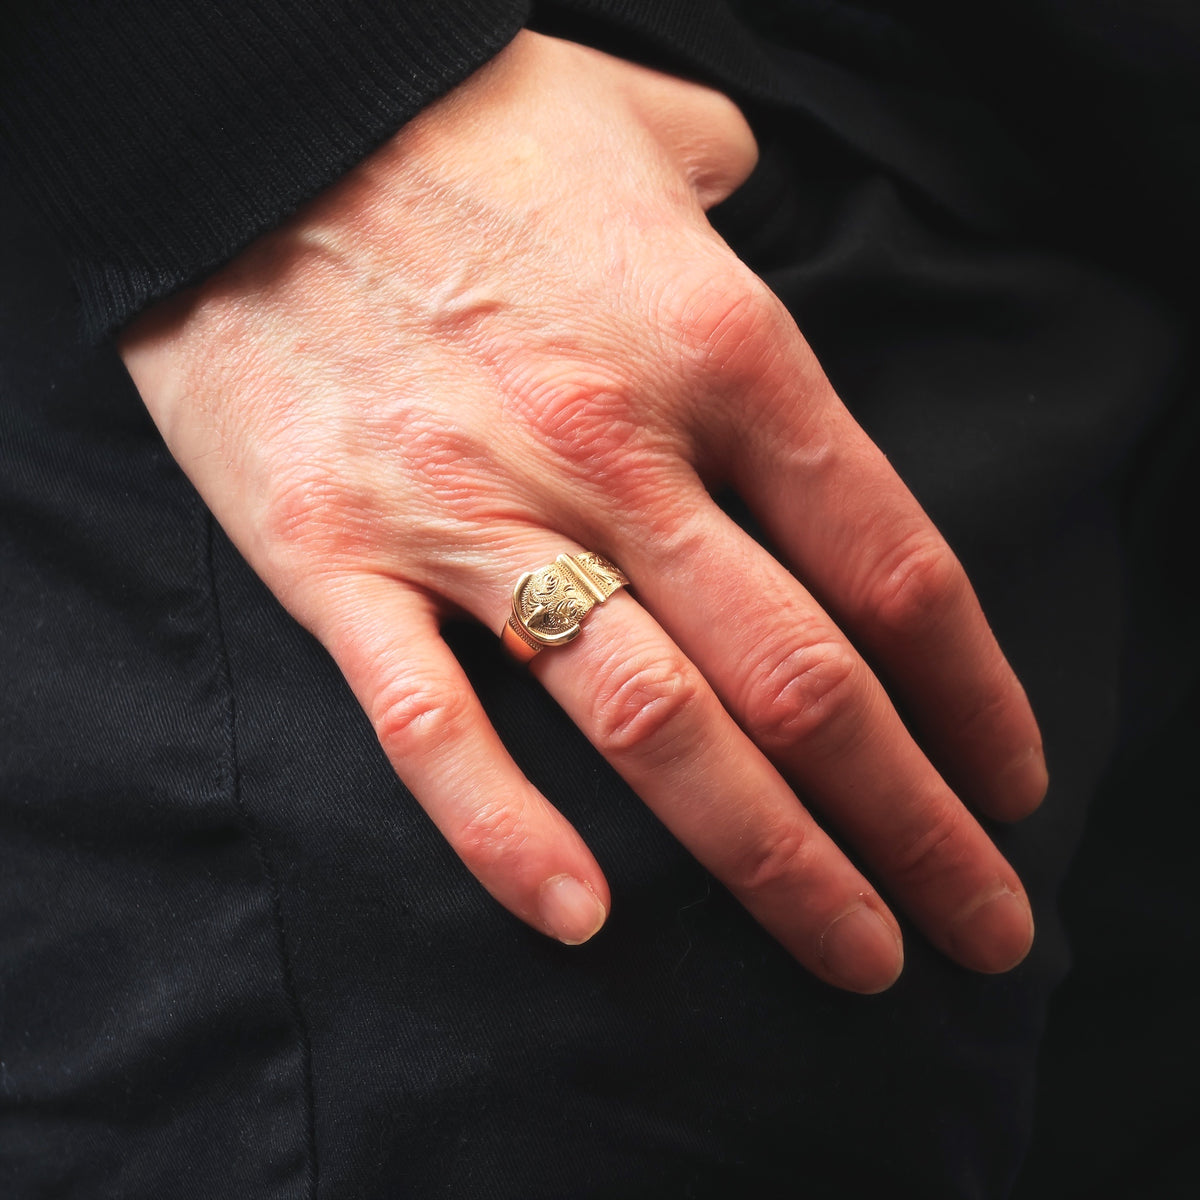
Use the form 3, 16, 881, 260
119, 30, 1045, 993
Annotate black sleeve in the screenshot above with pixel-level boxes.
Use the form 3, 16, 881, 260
0, 0, 776, 344
0, 1, 533, 342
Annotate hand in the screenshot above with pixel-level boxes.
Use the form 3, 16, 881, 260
119, 30, 1046, 993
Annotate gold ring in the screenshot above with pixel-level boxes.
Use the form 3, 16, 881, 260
501, 551, 630, 663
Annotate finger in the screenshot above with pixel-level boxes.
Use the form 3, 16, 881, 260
742, 405, 1044, 820
611, 495, 1035, 973
484, 538, 905, 993
639, 76, 759, 210
317, 574, 611, 946
703, 310, 1047, 821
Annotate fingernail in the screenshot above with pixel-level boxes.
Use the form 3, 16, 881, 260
539, 875, 607, 945
993, 745, 1050, 819
950, 886, 1034, 973
820, 905, 904, 994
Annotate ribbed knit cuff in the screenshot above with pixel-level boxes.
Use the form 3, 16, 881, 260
0, 1, 530, 341
535, 0, 785, 104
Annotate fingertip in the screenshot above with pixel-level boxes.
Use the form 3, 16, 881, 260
949, 886, 1035, 974
820, 903, 905, 994
980, 744, 1050, 823
539, 873, 609, 945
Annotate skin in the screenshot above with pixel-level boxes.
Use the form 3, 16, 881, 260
119, 30, 1047, 994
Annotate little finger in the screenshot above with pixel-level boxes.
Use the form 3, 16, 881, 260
317, 574, 611, 946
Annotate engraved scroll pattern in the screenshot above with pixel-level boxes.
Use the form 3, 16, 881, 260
518, 563, 591, 639
574, 552, 628, 596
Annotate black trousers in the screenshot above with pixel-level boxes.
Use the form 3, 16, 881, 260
2, 36, 1195, 1197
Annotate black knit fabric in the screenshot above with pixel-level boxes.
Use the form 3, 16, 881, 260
7, 1, 1196, 343
0, 1, 532, 340
0, 0, 1044, 341
1, 0, 805, 341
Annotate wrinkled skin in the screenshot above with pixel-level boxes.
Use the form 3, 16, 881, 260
120, 30, 1046, 993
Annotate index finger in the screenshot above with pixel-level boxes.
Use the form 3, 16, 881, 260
699, 292, 1047, 821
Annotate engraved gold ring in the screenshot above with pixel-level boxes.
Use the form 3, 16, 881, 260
501, 551, 630, 663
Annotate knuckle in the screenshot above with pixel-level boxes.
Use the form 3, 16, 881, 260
371, 681, 472, 764
261, 464, 376, 570
397, 416, 524, 530
763, 411, 841, 480
504, 371, 687, 508
731, 826, 814, 897
452, 797, 533, 873
509, 372, 644, 466
868, 538, 965, 638
888, 803, 970, 890
264, 467, 343, 548
592, 651, 703, 759
401, 413, 487, 479
953, 679, 1012, 742
667, 267, 792, 381
739, 638, 862, 753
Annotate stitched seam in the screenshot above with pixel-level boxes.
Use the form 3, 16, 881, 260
201, 506, 320, 1199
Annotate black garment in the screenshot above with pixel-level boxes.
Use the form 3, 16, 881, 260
2, 3, 1197, 1197
0, 0, 789, 342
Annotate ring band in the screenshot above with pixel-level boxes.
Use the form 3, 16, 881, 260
501, 551, 630, 662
